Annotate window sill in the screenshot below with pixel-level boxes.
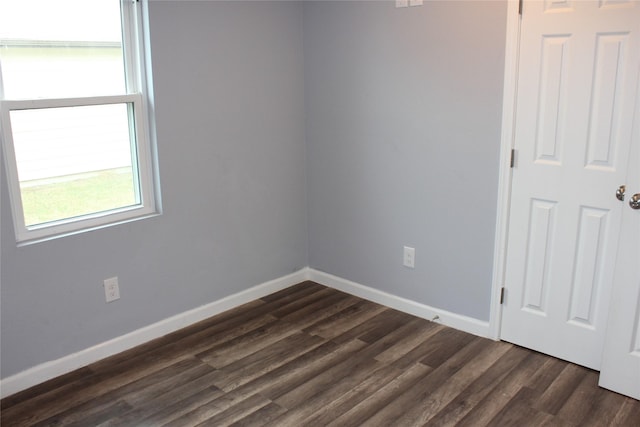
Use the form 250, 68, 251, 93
16, 211, 162, 247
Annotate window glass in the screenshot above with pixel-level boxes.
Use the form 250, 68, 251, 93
10, 104, 139, 226
0, 0, 158, 243
0, 0, 126, 99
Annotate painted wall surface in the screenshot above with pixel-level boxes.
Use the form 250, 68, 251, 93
1, 0, 509, 380
305, 1, 507, 320
0, 1, 307, 378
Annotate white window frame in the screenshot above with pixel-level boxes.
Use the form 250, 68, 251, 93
0, 0, 160, 245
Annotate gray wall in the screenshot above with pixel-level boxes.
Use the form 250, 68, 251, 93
1, 0, 508, 380
305, 1, 507, 320
0, 0, 307, 378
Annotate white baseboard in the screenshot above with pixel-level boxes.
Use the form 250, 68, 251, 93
0, 268, 310, 399
308, 269, 490, 338
1, 267, 491, 399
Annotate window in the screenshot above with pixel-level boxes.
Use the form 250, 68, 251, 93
0, 0, 159, 244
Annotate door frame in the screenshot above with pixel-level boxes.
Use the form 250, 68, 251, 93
489, 0, 522, 340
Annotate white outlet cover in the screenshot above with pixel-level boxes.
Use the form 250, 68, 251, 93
403, 246, 415, 268
396, 0, 409, 8
104, 277, 120, 302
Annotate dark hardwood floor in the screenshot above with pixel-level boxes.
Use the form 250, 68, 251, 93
2, 281, 639, 426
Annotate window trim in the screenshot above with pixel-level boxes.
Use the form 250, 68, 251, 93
0, 0, 160, 245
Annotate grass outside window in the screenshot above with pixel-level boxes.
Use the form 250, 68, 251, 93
20, 167, 137, 226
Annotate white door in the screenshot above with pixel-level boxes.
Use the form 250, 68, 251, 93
501, 0, 640, 370
599, 92, 640, 399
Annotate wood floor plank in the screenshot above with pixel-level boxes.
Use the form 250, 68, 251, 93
125, 385, 224, 426
229, 402, 287, 427
30, 358, 212, 427
359, 336, 494, 427
304, 320, 440, 426
4, 297, 284, 425
154, 343, 362, 425
267, 356, 386, 426
384, 324, 461, 370
400, 339, 511, 426
303, 298, 387, 339
423, 344, 531, 426
107, 357, 208, 404
197, 292, 359, 370
577, 384, 630, 427
95, 281, 323, 379
50, 400, 133, 427
191, 393, 272, 427
326, 362, 433, 427
257, 339, 367, 400
0, 366, 94, 411
3, 282, 638, 427
272, 343, 380, 410
272, 312, 443, 414
533, 362, 591, 416
258, 280, 324, 303
357, 309, 417, 343
278, 292, 361, 327
161, 387, 271, 427
454, 350, 551, 427
88, 298, 267, 373
417, 326, 478, 368
611, 397, 640, 426
485, 387, 562, 427
268, 286, 343, 319
300, 363, 405, 426
194, 317, 294, 367
554, 370, 603, 426
99, 371, 224, 426
524, 354, 569, 392
373, 319, 442, 364
330, 307, 415, 344
206, 331, 326, 391
0, 353, 190, 426
357, 314, 446, 360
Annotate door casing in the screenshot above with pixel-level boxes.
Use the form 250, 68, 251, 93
489, 0, 523, 340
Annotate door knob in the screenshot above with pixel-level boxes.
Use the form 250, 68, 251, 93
616, 185, 626, 201
630, 194, 640, 210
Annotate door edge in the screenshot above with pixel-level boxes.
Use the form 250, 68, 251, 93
489, 0, 522, 340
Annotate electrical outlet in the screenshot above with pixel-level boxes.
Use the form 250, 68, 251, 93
403, 246, 415, 268
396, 0, 409, 8
104, 277, 120, 303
